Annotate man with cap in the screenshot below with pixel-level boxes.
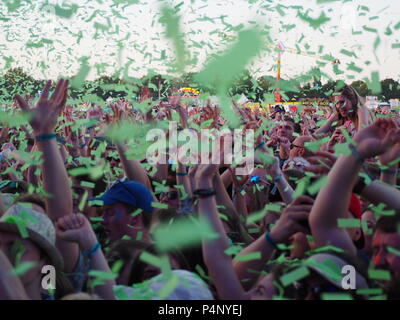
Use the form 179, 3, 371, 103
90, 180, 155, 244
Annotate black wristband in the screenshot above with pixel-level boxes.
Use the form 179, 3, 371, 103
193, 189, 216, 198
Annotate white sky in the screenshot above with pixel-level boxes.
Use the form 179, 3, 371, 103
0, 0, 399, 83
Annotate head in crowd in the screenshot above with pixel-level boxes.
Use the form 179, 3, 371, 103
334, 84, 363, 124
92, 180, 154, 244
372, 213, 400, 297
0, 196, 72, 299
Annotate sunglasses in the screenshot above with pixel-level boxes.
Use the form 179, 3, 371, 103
160, 190, 179, 200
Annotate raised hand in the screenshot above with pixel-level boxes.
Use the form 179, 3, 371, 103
270, 196, 315, 242
56, 213, 97, 251
264, 155, 281, 178
15, 79, 69, 135
168, 94, 181, 108
379, 142, 400, 168
354, 118, 400, 159
195, 163, 219, 181
266, 134, 279, 148
229, 166, 249, 189
305, 151, 337, 176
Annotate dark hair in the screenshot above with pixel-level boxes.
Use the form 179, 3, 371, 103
336, 84, 359, 112
334, 84, 360, 124
66, 165, 108, 197
14, 194, 46, 212
283, 116, 301, 134
376, 214, 400, 233
0, 180, 28, 194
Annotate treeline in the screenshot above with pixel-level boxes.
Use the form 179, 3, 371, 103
0, 67, 399, 105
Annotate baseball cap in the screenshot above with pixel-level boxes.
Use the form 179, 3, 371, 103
89, 180, 154, 212
302, 253, 369, 297
114, 269, 214, 300
0, 203, 64, 270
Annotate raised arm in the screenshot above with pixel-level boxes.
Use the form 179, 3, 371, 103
116, 142, 152, 190
264, 155, 294, 205
378, 142, 400, 186
257, 145, 294, 205
195, 164, 247, 300
56, 213, 116, 300
233, 196, 313, 290
15, 80, 78, 273
313, 111, 338, 136
107, 104, 153, 190
309, 118, 400, 256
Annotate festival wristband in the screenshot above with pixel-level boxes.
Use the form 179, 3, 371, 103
265, 232, 279, 249
83, 242, 101, 259
273, 173, 283, 183
35, 133, 57, 142
193, 189, 217, 198
255, 141, 266, 150
348, 144, 364, 164
176, 172, 188, 176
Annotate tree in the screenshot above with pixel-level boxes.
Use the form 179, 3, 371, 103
350, 80, 371, 97
0, 68, 42, 102
380, 79, 400, 101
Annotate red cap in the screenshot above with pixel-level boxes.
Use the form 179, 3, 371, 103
348, 193, 362, 219
348, 193, 365, 250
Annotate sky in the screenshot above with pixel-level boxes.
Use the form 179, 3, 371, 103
0, 0, 399, 84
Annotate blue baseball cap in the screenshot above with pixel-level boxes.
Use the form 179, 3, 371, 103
90, 180, 154, 212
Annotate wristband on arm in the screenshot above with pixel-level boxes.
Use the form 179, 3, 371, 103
265, 232, 279, 249
35, 133, 57, 142
193, 189, 217, 198
83, 242, 101, 259
348, 144, 364, 164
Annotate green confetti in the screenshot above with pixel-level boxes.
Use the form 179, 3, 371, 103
233, 251, 261, 262
139, 251, 162, 268
356, 288, 383, 295
54, 4, 79, 18
368, 269, 391, 281
11, 261, 38, 276
159, 4, 188, 73
387, 246, 400, 256
157, 274, 179, 299
337, 218, 361, 228
307, 176, 329, 195
297, 10, 331, 29
70, 57, 91, 89
78, 190, 88, 212
80, 181, 95, 189
151, 202, 168, 209
153, 217, 218, 252
321, 293, 353, 300
367, 71, 382, 94
280, 266, 310, 287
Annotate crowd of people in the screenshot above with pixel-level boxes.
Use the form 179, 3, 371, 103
0, 78, 400, 300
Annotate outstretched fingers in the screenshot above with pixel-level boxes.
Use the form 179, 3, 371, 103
38, 80, 52, 104
14, 95, 30, 112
